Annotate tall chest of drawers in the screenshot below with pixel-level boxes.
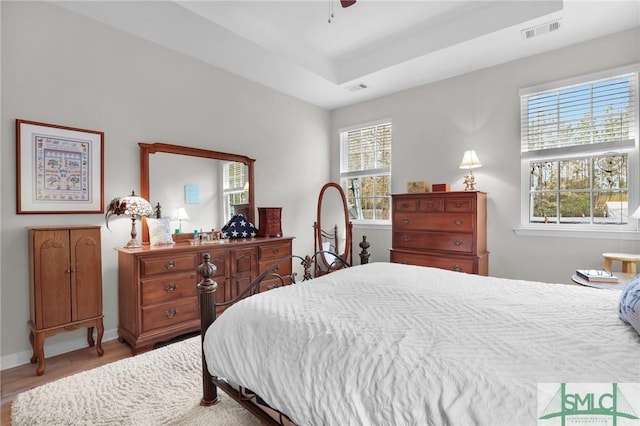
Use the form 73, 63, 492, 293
390, 191, 488, 275
116, 236, 293, 354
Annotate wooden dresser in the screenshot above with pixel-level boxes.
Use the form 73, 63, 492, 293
27, 225, 104, 375
116, 236, 293, 354
390, 191, 488, 275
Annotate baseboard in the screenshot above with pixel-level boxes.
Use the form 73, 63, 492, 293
1, 328, 119, 371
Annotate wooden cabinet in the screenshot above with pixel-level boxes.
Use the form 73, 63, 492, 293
27, 225, 104, 375
116, 237, 293, 354
257, 207, 282, 237
390, 191, 488, 275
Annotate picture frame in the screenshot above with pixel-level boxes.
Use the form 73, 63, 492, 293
16, 119, 104, 214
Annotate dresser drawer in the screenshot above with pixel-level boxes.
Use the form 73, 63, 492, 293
445, 197, 475, 212
393, 212, 474, 232
141, 297, 198, 332
391, 250, 476, 273
141, 272, 198, 306
141, 253, 197, 276
258, 243, 292, 261
417, 198, 444, 212
395, 198, 419, 212
393, 231, 473, 253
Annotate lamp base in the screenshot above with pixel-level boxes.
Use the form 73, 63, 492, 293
463, 174, 476, 191
124, 238, 142, 248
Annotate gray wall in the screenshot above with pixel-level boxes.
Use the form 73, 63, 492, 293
334, 27, 640, 282
1, 1, 329, 366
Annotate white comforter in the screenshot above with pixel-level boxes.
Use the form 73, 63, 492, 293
203, 262, 640, 426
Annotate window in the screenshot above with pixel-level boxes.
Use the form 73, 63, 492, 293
519, 66, 638, 233
222, 161, 248, 221
340, 120, 392, 222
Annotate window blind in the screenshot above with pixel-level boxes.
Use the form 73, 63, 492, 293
341, 122, 392, 175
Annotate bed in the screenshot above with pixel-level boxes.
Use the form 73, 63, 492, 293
198, 261, 640, 425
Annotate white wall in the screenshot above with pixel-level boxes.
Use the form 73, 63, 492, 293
1, 2, 330, 366
333, 27, 640, 282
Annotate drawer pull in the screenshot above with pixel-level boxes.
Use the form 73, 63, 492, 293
402, 218, 410, 224
452, 265, 463, 272
427, 202, 434, 208
165, 261, 176, 270
455, 201, 462, 208
165, 308, 179, 319
267, 284, 276, 290
401, 235, 411, 242
164, 283, 178, 293
401, 202, 410, 208
454, 219, 463, 225
453, 239, 463, 246
273, 248, 280, 254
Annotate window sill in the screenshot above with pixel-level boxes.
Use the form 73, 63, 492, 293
352, 220, 391, 230
513, 227, 640, 240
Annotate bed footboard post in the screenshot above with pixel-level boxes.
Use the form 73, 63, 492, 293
359, 235, 370, 264
197, 253, 221, 407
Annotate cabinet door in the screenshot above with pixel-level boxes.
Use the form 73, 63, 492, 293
70, 228, 102, 321
33, 230, 71, 328
230, 247, 258, 300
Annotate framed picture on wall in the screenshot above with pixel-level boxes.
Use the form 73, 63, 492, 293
16, 119, 104, 214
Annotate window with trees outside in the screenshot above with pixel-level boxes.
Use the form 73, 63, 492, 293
222, 161, 248, 221
340, 120, 392, 222
519, 65, 638, 233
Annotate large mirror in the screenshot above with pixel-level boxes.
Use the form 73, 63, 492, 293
139, 142, 255, 243
314, 182, 352, 275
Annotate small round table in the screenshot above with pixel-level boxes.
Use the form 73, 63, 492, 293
571, 272, 633, 290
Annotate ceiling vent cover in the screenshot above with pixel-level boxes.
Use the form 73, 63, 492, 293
521, 19, 562, 40
346, 83, 368, 92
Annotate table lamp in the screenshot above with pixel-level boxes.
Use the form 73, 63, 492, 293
459, 149, 482, 191
105, 191, 153, 248
171, 207, 190, 233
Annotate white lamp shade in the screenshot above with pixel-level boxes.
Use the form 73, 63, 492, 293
459, 150, 482, 170
171, 207, 190, 221
631, 206, 640, 220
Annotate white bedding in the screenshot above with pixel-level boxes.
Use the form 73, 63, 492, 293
203, 262, 640, 426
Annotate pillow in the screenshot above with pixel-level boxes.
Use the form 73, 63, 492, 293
619, 274, 640, 336
146, 217, 174, 246
221, 214, 257, 239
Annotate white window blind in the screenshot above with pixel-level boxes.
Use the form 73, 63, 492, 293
340, 121, 392, 221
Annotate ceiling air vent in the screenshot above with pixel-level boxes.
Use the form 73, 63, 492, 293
521, 18, 562, 40
345, 83, 368, 92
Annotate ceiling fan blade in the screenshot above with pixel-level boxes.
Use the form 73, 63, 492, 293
340, 0, 356, 7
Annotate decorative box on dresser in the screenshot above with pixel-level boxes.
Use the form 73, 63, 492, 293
116, 236, 293, 354
390, 191, 488, 275
27, 225, 104, 375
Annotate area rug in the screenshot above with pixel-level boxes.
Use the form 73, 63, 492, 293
11, 337, 262, 425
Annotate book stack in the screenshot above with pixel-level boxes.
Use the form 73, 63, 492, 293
575, 269, 619, 283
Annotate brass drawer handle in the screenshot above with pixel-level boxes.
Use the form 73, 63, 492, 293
401, 235, 411, 242
402, 218, 410, 224
267, 284, 276, 290
427, 202, 434, 208
452, 265, 462, 272
165, 261, 176, 270
272, 248, 280, 254
401, 202, 410, 208
164, 283, 178, 293
453, 239, 463, 246
165, 308, 179, 319
455, 201, 462, 208
454, 219, 463, 225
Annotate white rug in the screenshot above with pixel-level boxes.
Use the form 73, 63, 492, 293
11, 337, 262, 426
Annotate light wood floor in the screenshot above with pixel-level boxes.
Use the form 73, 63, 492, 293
1, 339, 133, 426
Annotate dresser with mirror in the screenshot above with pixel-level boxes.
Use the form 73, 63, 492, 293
116, 142, 293, 354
